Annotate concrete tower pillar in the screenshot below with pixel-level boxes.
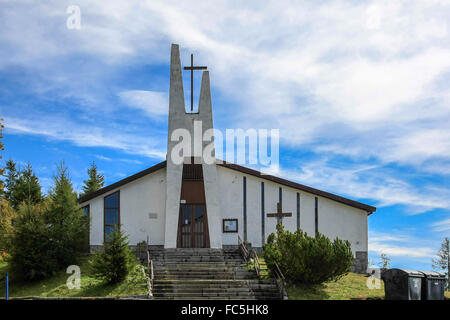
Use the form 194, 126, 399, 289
164, 44, 222, 248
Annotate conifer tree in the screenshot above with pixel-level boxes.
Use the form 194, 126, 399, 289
4, 159, 19, 204
90, 227, 134, 284
9, 163, 42, 209
432, 237, 450, 290
82, 161, 105, 196
9, 203, 55, 280
0, 119, 13, 258
44, 161, 88, 268
0, 118, 5, 199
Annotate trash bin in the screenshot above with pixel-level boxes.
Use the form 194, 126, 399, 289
381, 269, 424, 300
419, 271, 446, 300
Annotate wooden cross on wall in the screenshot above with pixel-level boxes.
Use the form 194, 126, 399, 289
267, 202, 292, 225
183, 54, 207, 112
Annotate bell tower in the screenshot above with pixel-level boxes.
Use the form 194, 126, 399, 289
163, 44, 222, 248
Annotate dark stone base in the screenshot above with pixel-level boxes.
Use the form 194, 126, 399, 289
89, 245, 103, 253
352, 251, 368, 274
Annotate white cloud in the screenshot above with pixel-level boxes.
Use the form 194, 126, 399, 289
94, 155, 112, 161
1, 0, 450, 215
118, 90, 168, 117
369, 231, 436, 259
369, 242, 435, 259
431, 218, 450, 232
5, 116, 166, 160
275, 158, 450, 213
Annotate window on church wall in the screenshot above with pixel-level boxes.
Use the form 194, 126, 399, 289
104, 191, 120, 242
82, 204, 90, 250
82, 205, 90, 218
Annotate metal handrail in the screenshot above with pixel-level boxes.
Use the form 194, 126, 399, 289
238, 235, 261, 277
273, 261, 288, 300
250, 249, 261, 277
237, 235, 249, 262
146, 237, 154, 299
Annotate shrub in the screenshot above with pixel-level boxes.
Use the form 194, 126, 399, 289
8, 162, 89, 281
43, 162, 89, 269
8, 203, 58, 281
90, 227, 135, 284
0, 201, 16, 256
264, 223, 354, 285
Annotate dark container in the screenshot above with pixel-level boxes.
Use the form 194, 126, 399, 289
381, 269, 424, 300
419, 271, 446, 300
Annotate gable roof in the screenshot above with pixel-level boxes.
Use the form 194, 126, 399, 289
78, 161, 167, 203
78, 160, 376, 214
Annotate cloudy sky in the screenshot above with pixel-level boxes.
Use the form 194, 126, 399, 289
1, 0, 449, 270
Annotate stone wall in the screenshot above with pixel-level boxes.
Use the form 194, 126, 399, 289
352, 251, 368, 274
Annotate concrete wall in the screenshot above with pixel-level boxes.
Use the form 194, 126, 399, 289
80, 168, 166, 246
82, 163, 368, 260
216, 166, 368, 255
164, 44, 222, 248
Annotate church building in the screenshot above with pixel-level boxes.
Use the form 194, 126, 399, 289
79, 44, 376, 273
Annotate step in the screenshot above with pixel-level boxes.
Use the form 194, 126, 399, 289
155, 297, 257, 300
154, 269, 255, 274
153, 280, 275, 285
154, 288, 253, 294
144, 248, 281, 300
153, 292, 256, 298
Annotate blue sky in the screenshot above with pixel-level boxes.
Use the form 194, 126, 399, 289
1, 1, 449, 271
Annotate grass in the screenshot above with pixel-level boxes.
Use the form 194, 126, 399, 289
0, 257, 148, 298
247, 255, 271, 280
253, 255, 385, 300
287, 272, 385, 300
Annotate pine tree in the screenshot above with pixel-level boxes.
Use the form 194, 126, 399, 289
9, 203, 56, 280
90, 227, 134, 284
44, 161, 89, 269
0, 120, 14, 258
82, 161, 105, 196
0, 118, 5, 199
4, 159, 19, 204
432, 237, 449, 290
378, 253, 391, 270
10, 163, 42, 209
0, 202, 15, 256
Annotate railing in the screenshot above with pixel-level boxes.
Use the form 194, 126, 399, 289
138, 236, 154, 299
273, 261, 288, 300
238, 235, 261, 278
250, 250, 261, 277
147, 237, 154, 299
238, 235, 287, 299
238, 235, 249, 262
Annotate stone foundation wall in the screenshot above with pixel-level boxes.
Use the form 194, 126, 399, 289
352, 251, 368, 274
89, 245, 104, 253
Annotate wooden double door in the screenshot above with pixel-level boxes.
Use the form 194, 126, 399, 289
178, 203, 208, 248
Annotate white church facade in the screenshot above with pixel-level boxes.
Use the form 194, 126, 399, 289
79, 44, 376, 273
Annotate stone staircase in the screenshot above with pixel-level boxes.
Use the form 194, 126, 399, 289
148, 248, 282, 300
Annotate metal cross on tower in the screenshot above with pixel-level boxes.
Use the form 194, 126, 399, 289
183, 53, 207, 112
267, 202, 292, 225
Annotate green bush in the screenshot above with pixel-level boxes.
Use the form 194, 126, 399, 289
44, 162, 89, 268
90, 228, 135, 284
264, 223, 354, 285
8, 204, 58, 281
7, 163, 89, 281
